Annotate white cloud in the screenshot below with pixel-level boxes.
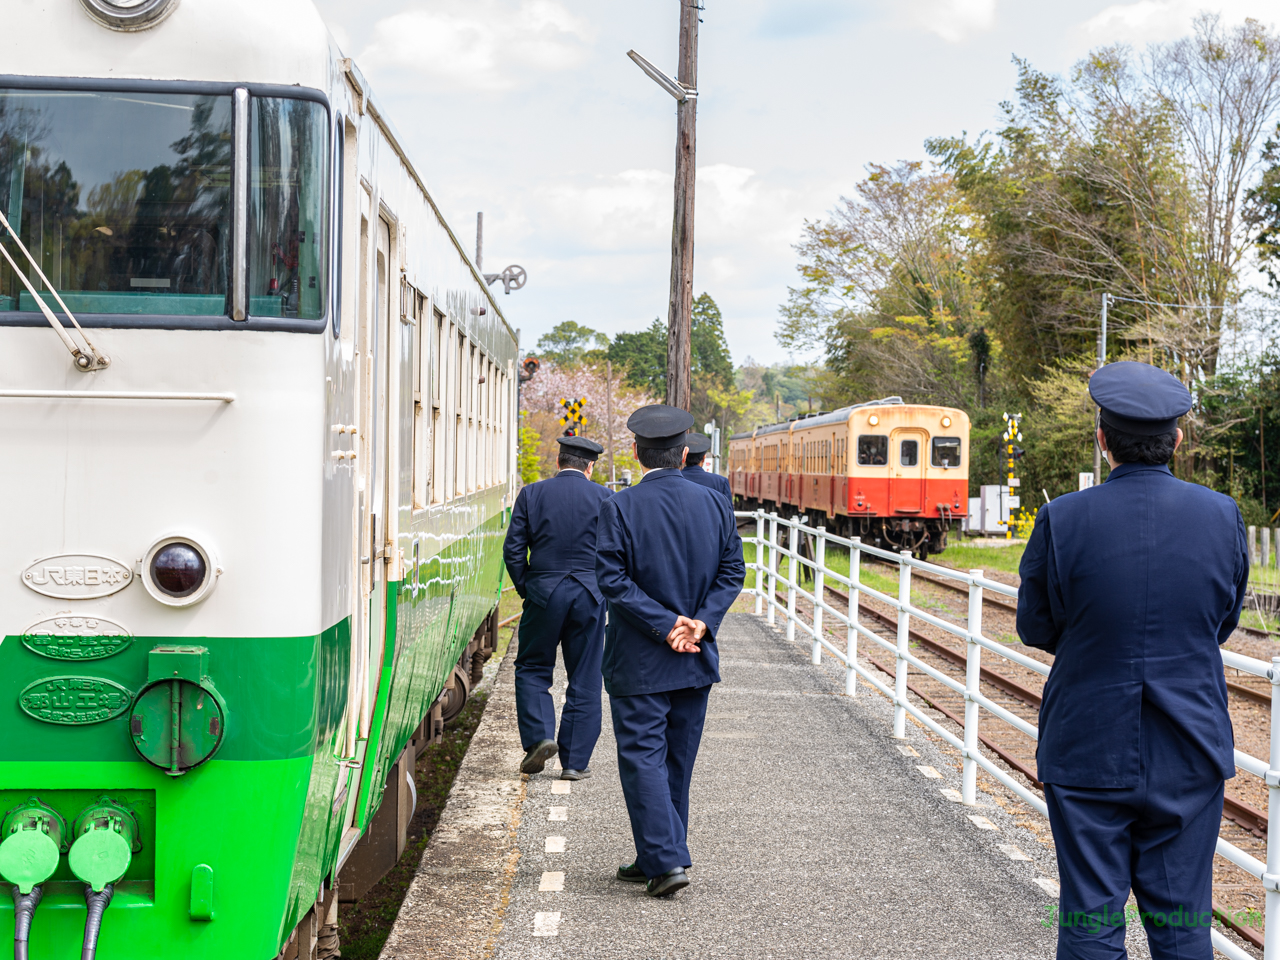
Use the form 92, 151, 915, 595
1084, 0, 1269, 43
906, 0, 997, 43
358, 0, 592, 91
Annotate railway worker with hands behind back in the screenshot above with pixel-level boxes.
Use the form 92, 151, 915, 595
1017, 361, 1249, 960
595, 404, 745, 898
681, 432, 732, 501
503, 435, 613, 781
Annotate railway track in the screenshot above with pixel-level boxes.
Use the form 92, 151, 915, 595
780, 580, 1275, 845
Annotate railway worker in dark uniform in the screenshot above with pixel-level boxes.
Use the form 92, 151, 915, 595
681, 432, 732, 501
595, 405, 745, 897
503, 435, 614, 780
1017, 361, 1248, 960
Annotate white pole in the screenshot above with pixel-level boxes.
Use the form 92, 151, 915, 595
1266, 656, 1280, 958
786, 521, 799, 643
767, 513, 778, 627
847, 537, 861, 697
754, 509, 764, 616
812, 526, 825, 665
1251, 525, 1259, 567
963, 569, 984, 805
894, 550, 912, 739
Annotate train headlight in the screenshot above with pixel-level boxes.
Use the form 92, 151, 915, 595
868, 415, 879, 426
141, 537, 219, 607
79, 0, 179, 31
941, 416, 952, 427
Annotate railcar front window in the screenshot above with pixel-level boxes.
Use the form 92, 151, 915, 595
932, 437, 962, 468
857, 434, 888, 466
0, 90, 232, 315
249, 98, 328, 320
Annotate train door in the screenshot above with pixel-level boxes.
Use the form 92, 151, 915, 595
890, 428, 926, 513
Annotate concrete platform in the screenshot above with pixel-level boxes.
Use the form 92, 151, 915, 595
381, 612, 1070, 959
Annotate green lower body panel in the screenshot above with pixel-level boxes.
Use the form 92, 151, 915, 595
0, 758, 314, 960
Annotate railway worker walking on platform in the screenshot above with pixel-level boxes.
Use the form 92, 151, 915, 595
1018, 361, 1249, 960
503, 435, 613, 781
681, 432, 732, 501
595, 405, 745, 897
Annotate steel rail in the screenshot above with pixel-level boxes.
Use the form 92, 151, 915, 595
865, 555, 1019, 615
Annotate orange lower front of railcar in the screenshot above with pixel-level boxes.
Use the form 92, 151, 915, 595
742, 472, 966, 520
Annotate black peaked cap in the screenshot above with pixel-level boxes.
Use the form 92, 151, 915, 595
556, 435, 604, 460
1089, 361, 1192, 436
685, 432, 712, 455
627, 404, 695, 449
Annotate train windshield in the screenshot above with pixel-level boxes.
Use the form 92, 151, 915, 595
0, 90, 233, 316
0, 88, 329, 324
857, 435, 887, 466
249, 98, 328, 320
932, 437, 962, 468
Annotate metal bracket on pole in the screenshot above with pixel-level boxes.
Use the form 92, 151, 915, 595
626, 50, 697, 101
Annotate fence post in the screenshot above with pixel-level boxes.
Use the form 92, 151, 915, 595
1266, 527, 1273, 574
894, 549, 912, 739
812, 526, 826, 665
963, 569, 984, 805
847, 537, 861, 697
754, 510, 765, 616
1274, 527, 1279, 570
786, 520, 799, 643
1266, 656, 1280, 958
767, 513, 778, 627
1250, 525, 1258, 566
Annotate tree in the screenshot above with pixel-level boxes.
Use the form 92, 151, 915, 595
610, 319, 667, 397
518, 415, 543, 485
536, 321, 608, 368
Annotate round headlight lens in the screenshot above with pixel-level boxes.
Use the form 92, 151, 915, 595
150, 543, 206, 598
942, 416, 952, 427
80, 0, 179, 31
868, 415, 879, 426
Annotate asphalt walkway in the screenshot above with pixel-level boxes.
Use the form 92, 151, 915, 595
381, 611, 1116, 959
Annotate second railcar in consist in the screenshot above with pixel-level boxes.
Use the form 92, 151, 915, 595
727, 398, 970, 557
0, 1, 517, 958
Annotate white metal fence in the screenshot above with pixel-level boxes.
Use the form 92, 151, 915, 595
737, 509, 1278, 960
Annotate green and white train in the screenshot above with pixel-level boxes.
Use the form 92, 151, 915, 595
0, 1, 519, 957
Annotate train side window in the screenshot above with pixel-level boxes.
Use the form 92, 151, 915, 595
900, 439, 918, 467
932, 437, 962, 468
857, 435, 888, 466
431, 309, 445, 504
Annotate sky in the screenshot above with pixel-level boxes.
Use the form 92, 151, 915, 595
311, 0, 1270, 367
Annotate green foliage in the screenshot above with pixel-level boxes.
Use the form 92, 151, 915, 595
535, 321, 608, 368
518, 415, 543, 485
1248, 127, 1280, 289
610, 319, 666, 397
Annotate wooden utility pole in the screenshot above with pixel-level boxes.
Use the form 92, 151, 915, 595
606, 360, 616, 485
666, 0, 699, 411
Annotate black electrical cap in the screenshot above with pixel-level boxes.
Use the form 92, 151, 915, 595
150, 542, 206, 598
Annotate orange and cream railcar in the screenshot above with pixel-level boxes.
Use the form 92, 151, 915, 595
727, 398, 970, 557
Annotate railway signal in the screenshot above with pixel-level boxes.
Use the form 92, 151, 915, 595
559, 397, 587, 436
1002, 412, 1024, 540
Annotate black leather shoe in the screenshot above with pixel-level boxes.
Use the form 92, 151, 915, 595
645, 867, 689, 897
616, 862, 646, 883
559, 768, 592, 781
520, 740, 558, 775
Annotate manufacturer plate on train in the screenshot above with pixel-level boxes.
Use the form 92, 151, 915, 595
21, 554, 133, 599
21, 616, 132, 661
18, 676, 133, 725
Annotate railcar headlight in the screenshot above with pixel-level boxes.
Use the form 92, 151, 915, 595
868, 415, 879, 426
79, 0, 179, 31
941, 416, 952, 427
141, 537, 218, 607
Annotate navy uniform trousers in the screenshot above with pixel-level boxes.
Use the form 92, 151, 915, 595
1044, 703, 1224, 959
513, 578, 604, 771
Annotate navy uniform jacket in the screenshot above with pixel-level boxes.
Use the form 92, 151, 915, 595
504, 471, 614, 606
681, 464, 732, 501
1017, 462, 1248, 788
595, 468, 745, 697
